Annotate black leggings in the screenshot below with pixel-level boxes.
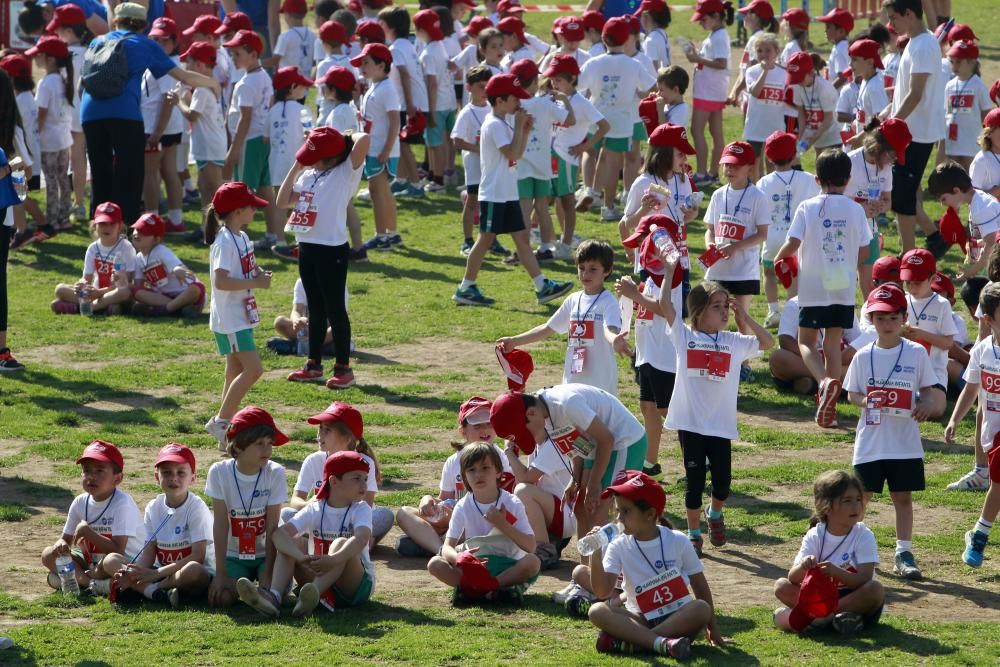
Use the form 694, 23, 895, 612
83, 119, 145, 225
298, 242, 351, 367
679, 430, 732, 510
0, 220, 9, 333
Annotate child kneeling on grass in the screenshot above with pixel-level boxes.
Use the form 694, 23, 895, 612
130, 213, 205, 318
774, 470, 885, 635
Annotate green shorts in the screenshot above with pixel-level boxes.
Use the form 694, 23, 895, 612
863, 234, 881, 266
332, 569, 374, 607
596, 136, 630, 153
426, 110, 457, 147
761, 258, 775, 270
632, 121, 648, 143
214, 329, 256, 355
364, 155, 398, 179
551, 153, 579, 198
225, 555, 266, 580
483, 554, 539, 586
584, 435, 648, 489
518, 177, 552, 199
235, 136, 270, 191
196, 159, 225, 169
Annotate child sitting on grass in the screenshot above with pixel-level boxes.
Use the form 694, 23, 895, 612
129, 213, 205, 318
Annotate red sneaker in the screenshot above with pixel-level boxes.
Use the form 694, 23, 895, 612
319, 589, 336, 612
595, 631, 634, 655
287, 362, 324, 382
325, 364, 355, 389
50, 299, 79, 315
165, 221, 186, 235
815, 378, 841, 428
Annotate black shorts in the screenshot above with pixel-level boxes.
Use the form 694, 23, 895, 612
480, 200, 525, 235
454, 83, 464, 105
747, 140, 764, 161
636, 363, 676, 409
717, 279, 760, 296
891, 141, 935, 216
466, 184, 479, 197
799, 304, 854, 330
27, 174, 40, 191
854, 457, 925, 494
399, 111, 425, 146
146, 132, 182, 148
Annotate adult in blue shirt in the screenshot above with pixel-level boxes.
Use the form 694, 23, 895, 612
585, 0, 642, 19
81, 3, 219, 224
221, 0, 280, 54
17, 0, 109, 38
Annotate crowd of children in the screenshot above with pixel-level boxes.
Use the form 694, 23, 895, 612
5, 0, 1000, 658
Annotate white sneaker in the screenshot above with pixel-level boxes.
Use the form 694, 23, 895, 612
773, 606, 794, 631
423, 181, 446, 193
600, 206, 623, 222
205, 416, 229, 452
292, 582, 320, 617
552, 582, 580, 605
764, 310, 781, 329
569, 234, 583, 249
947, 468, 990, 491
553, 242, 574, 260
236, 578, 280, 617
356, 189, 371, 201
90, 578, 111, 597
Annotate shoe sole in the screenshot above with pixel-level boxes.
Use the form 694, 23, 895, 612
574, 195, 593, 212
537, 284, 573, 305
705, 508, 726, 547
452, 295, 493, 306
167, 588, 180, 609
815, 379, 840, 428
326, 378, 356, 389
287, 374, 325, 383
293, 583, 320, 617
236, 578, 279, 617
832, 613, 864, 635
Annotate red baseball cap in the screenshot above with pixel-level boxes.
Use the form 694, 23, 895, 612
149, 17, 179, 39
720, 140, 756, 166
878, 117, 912, 166
554, 17, 584, 42
737, 0, 774, 22
279, 0, 307, 13
307, 401, 363, 439
542, 53, 580, 78
582, 10, 605, 32
321, 66, 356, 92
496, 347, 533, 391
939, 206, 967, 254
774, 255, 798, 289
691, 0, 729, 22
296, 126, 347, 165
319, 20, 348, 45
0, 54, 31, 79
25, 35, 69, 59
497, 16, 526, 39
635, 0, 668, 15
600, 470, 666, 515
648, 123, 696, 155
216, 11, 252, 35
227, 405, 290, 446
848, 39, 884, 70
872, 255, 901, 283
484, 73, 530, 99
931, 271, 955, 301
639, 230, 684, 289
77, 440, 125, 471
496, 0, 525, 14
183, 14, 223, 36
947, 23, 977, 43
93, 201, 123, 225
985, 108, 1000, 130
638, 94, 658, 136
355, 21, 385, 43
509, 58, 539, 85
458, 396, 492, 425
489, 391, 537, 454
817, 7, 853, 33
211, 181, 268, 215
131, 212, 165, 236
46, 4, 86, 32
866, 283, 907, 314
900, 248, 936, 282
781, 7, 809, 31
626, 212, 678, 248
785, 51, 814, 85
181, 41, 218, 67
992, 79, 1000, 107
764, 131, 797, 162
454, 0, 477, 7
155, 442, 197, 473
350, 42, 392, 67
602, 16, 630, 45
316, 451, 370, 500
414, 9, 444, 40
947, 40, 979, 60
273, 65, 314, 90
623, 13, 641, 33
223, 29, 264, 54
465, 16, 494, 37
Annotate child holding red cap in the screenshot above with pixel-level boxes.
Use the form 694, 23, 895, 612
580, 470, 721, 657
269, 0, 317, 74
944, 40, 990, 170
41, 440, 144, 597
268, 66, 315, 210
28, 35, 74, 232
928, 161, 999, 280
51, 201, 136, 314
130, 213, 204, 317
843, 284, 936, 581
970, 109, 1000, 197
774, 470, 884, 635
203, 182, 272, 447
117, 443, 214, 607
205, 406, 289, 609
817, 8, 853, 88
174, 42, 226, 214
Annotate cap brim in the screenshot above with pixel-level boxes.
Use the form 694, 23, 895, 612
349, 55, 364, 67
506, 6, 526, 12
690, 11, 707, 21
214, 26, 230, 35
510, 428, 536, 454
155, 453, 191, 467
272, 429, 290, 446
899, 269, 929, 282
622, 231, 645, 249
94, 215, 117, 224
465, 408, 492, 425
676, 137, 696, 155
76, 453, 115, 465
23, 47, 40, 57
719, 155, 749, 165
181, 26, 198, 35
149, 29, 172, 38
46, 19, 61, 33
250, 193, 269, 208
222, 37, 240, 47
513, 88, 531, 99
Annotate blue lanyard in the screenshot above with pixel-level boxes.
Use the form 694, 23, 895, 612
699, 330, 721, 352
724, 185, 749, 217
869, 341, 905, 390
95, 238, 123, 264
232, 464, 263, 519
472, 492, 501, 518
575, 290, 606, 325
773, 170, 796, 222
226, 229, 252, 280
85, 488, 116, 525
634, 529, 667, 576
908, 295, 933, 325
295, 27, 309, 58
319, 501, 352, 543
129, 495, 187, 564
818, 523, 853, 563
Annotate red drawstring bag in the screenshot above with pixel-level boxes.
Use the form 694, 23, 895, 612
796, 567, 839, 617
455, 551, 499, 598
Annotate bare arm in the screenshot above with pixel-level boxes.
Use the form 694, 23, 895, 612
213, 267, 270, 291
496, 323, 555, 350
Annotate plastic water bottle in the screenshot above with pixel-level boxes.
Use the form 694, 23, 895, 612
11, 168, 26, 201
796, 140, 810, 156
649, 225, 680, 264
78, 287, 93, 317
683, 192, 705, 210
55, 555, 80, 596
618, 295, 633, 335
296, 328, 308, 356
577, 523, 620, 556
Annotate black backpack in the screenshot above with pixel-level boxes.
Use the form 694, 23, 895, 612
81, 35, 133, 99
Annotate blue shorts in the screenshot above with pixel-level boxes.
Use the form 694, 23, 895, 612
426, 110, 457, 147
364, 156, 399, 179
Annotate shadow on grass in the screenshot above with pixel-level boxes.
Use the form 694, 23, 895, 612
355, 384, 458, 412
882, 575, 1000, 616
795, 621, 957, 660
707, 548, 789, 581
221, 598, 455, 635
0, 475, 76, 511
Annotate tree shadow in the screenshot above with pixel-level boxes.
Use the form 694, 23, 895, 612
354, 384, 459, 413
706, 547, 789, 581
880, 574, 1000, 616
0, 476, 75, 512
798, 620, 957, 659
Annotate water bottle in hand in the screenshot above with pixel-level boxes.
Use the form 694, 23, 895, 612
296, 328, 308, 356
649, 225, 680, 264
78, 287, 93, 317
55, 554, 80, 596
577, 523, 620, 556
683, 192, 705, 210
796, 140, 810, 156
11, 168, 26, 202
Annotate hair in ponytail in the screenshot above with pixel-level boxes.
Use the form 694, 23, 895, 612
56, 54, 74, 106
204, 204, 221, 244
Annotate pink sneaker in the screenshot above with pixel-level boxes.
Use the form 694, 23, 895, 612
51, 299, 79, 315
287, 362, 324, 382
325, 364, 355, 389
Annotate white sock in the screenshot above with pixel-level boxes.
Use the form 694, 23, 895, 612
768, 302, 780, 314
532, 274, 547, 291
975, 517, 993, 535
460, 279, 475, 290
142, 582, 161, 599
183, 177, 193, 191
168, 209, 182, 226
895, 539, 912, 555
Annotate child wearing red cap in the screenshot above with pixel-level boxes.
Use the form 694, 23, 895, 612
929, 271, 971, 393
117, 444, 214, 606
41, 441, 144, 597
540, 16, 590, 74
778, 8, 809, 68
848, 39, 889, 150
415, 9, 457, 193
203, 183, 272, 445
497, 17, 532, 70
728, 0, 778, 109
928, 162, 1000, 281
636, 0, 671, 70
787, 52, 842, 155
397, 396, 513, 558
774, 470, 884, 635
2, 53, 48, 248
315, 20, 357, 124
581, 471, 721, 657
181, 17, 234, 141
51, 202, 137, 314
427, 442, 540, 604
944, 41, 990, 170
970, 110, 1000, 197
843, 284, 936, 581
268, 66, 315, 203
581, 11, 606, 58
174, 42, 226, 216
742, 33, 787, 179
28, 35, 74, 232
205, 406, 289, 609
269, 0, 317, 74
817, 8, 853, 88
129, 213, 204, 317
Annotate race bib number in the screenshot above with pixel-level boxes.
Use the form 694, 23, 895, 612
951, 94, 974, 114
94, 257, 114, 289
687, 348, 730, 382
156, 545, 192, 564
635, 304, 655, 327
982, 369, 1000, 412
569, 319, 595, 347
805, 108, 823, 129
239, 249, 257, 277
312, 536, 332, 556
454, 479, 466, 499
758, 85, 784, 102
143, 260, 169, 288
230, 516, 265, 560
865, 385, 913, 417
635, 567, 691, 621
286, 190, 317, 234
549, 425, 595, 458
244, 295, 260, 325
716, 214, 745, 242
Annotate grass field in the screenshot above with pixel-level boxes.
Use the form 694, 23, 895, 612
1, 3, 1000, 665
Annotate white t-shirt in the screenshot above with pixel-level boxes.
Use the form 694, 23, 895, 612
779, 39, 801, 68
452, 43, 480, 72
632, 50, 657, 80
827, 40, 850, 82
787, 193, 872, 307
578, 52, 656, 138
704, 183, 770, 282
945, 74, 992, 157
204, 459, 288, 559
526, 439, 574, 501
420, 40, 458, 113
143, 493, 215, 569
189, 87, 227, 162
439, 444, 511, 498
643, 28, 671, 69
83, 237, 137, 289
478, 112, 518, 202
892, 31, 945, 144
968, 189, 1000, 243
836, 80, 859, 142
518, 94, 568, 181
603, 526, 703, 619
855, 72, 889, 129
274, 26, 317, 75
289, 156, 363, 246
16, 91, 40, 165
623, 173, 693, 264
553, 92, 603, 167
134, 243, 186, 295
843, 339, 935, 464
295, 449, 378, 496
228, 67, 271, 138
744, 64, 788, 142
62, 490, 144, 563
740, 30, 762, 74
971, 151, 1000, 192
794, 522, 879, 578
322, 101, 361, 133
963, 334, 1000, 451
268, 100, 311, 186
539, 383, 645, 458
906, 292, 957, 386
68, 43, 84, 132
662, 100, 689, 128
539, 47, 590, 74
953, 312, 970, 348
36, 72, 73, 151
315, 53, 356, 121
546, 290, 621, 395
634, 277, 681, 373
846, 148, 893, 238
445, 489, 532, 559
389, 37, 429, 112
883, 51, 901, 94
288, 499, 374, 579
692, 28, 730, 102
361, 78, 401, 159
500, 45, 536, 71
451, 102, 489, 185
792, 77, 841, 148
209, 227, 258, 335
759, 169, 821, 261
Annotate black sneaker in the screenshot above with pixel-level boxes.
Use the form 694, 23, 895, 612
185, 228, 205, 244
9, 228, 35, 250
535, 247, 555, 262
150, 588, 170, 604
0, 348, 25, 372
642, 462, 662, 477
489, 239, 511, 256
397, 536, 433, 558
387, 233, 404, 247
925, 231, 950, 260
349, 247, 369, 263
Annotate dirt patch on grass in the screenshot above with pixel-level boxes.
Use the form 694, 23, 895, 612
14, 344, 115, 372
